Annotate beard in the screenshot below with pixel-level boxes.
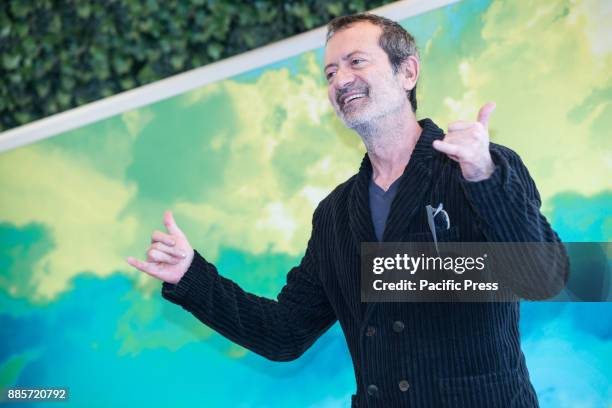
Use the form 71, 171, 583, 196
337, 98, 373, 129
334, 81, 407, 132
333, 82, 371, 128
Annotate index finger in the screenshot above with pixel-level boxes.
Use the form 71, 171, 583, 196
126, 256, 165, 281
432, 139, 466, 160
448, 121, 477, 132
151, 230, 176, 246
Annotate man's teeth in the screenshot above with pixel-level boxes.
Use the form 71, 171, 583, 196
345, 94, 366, 103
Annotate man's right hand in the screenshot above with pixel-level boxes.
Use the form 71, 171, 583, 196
126, 210, 194, 284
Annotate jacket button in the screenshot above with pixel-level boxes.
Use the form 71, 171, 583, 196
365, 326, 376, 337
367, 384, 379, 396
392, 320, 405, 333
398, 380, 410, 392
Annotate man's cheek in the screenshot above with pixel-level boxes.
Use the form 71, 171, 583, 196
327, 91, 336, 107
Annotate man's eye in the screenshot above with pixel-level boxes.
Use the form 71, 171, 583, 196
352, 59, 364, 65
326, 72, 336, 81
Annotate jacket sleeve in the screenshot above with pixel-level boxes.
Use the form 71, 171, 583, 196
160, 206, 337, 362
459, 144, 569, 299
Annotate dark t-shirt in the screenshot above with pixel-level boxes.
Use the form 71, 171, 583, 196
368, 174, 404, 242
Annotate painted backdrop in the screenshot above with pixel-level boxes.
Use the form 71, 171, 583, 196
1, 0, 611, 407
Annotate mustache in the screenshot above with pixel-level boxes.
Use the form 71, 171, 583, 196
336, 85, 369, 105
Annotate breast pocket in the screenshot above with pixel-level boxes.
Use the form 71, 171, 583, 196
403, 226, 460, 243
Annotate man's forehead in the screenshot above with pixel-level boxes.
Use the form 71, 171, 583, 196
324, 22, 382, 64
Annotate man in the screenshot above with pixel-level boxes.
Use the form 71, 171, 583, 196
127, 14, 565, 407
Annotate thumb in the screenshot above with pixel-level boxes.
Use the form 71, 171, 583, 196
477, 102, 496, 128
164, 210, 185, 238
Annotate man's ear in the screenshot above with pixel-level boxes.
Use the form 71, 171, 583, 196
399, 55, 419, 92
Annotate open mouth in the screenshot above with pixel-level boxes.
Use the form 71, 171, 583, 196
339, 91, 368, 108
344, 94, 366, 105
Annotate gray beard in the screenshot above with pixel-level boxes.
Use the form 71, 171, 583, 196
347, 103, 406, 151
352, 121, 378, 148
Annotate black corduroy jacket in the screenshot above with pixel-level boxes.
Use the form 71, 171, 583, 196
161, 118, 566, 407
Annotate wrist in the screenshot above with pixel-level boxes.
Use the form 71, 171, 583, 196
464, 156, 495, 182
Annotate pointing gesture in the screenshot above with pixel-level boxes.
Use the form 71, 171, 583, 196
433, 102, 497, 182
126, 210, 194, 284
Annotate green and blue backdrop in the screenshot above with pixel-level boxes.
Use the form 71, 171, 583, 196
1, 0, 611, 406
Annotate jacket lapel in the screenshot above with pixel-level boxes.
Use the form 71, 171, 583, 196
381, 119, 443, 242
344, 155, 378, 320
345, 118, 445, 322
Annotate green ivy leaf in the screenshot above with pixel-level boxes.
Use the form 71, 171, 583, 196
36, 82, 51, 98
14, 112, 33, 123
10, 2, 32, 18
113, 57, 132, 74
170, 55, 185, 70
57, 92, 71, 108
120, 77, 135, 89
207, 43, 223, 60
2, 54, 21, 70
76, 4, 92, 18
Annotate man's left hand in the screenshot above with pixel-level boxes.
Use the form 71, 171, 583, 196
432, 102, 496, 182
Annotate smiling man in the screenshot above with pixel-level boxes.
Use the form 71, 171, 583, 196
127, 13, 565, 408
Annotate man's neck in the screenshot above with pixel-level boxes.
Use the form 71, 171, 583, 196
354, 106, 422, 191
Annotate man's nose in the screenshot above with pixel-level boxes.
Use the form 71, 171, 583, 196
334, 68, 355, 90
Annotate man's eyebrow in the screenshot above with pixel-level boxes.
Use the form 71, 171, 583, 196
324, 51, 369, 73
324, 62, 337, 73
